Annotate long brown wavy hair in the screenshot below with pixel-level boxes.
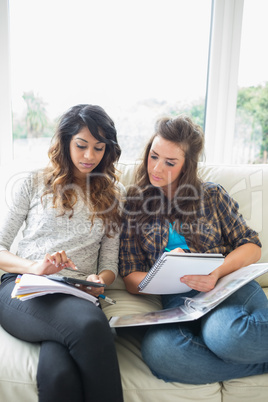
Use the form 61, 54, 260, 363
126, 115, 205, 244
42, 104, 122, 235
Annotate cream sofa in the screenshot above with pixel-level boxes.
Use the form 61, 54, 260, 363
0, 161, 268, 402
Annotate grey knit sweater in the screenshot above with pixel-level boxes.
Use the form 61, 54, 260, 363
0, 170, 124, 280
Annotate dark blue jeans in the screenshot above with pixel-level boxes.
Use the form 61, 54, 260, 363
0, 275, 123, 402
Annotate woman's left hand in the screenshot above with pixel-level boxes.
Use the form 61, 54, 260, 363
75, 274, 105, 297
172, 248, 219, 292
180, 272, 219, 292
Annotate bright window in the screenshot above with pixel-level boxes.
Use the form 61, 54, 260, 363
9, 0, 211, 162
233, 0, 268, 164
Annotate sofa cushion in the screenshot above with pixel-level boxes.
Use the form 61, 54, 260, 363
222, 374, 268, 402
115, 330, 222, 402
101, 281, 163, 321
0, 325, 39, 402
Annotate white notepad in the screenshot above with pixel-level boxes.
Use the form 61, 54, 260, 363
138, 252, 224, 294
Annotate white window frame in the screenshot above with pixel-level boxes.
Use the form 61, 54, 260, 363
204, 0, 244, 164
0, 0, 13, 165
0, 0, 245, 166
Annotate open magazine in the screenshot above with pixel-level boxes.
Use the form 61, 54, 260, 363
109, 263, 268, 328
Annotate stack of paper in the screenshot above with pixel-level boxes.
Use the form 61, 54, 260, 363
11, 274, 99, 305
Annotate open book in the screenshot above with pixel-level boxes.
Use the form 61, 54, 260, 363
11, 274, 99, 305
109, 263, 268, 327
138, 252, 225, 294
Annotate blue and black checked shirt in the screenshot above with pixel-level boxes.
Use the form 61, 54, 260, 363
119, 182, 262, 277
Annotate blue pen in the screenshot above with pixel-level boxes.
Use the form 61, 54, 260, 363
165, 248, 171, 252
98, 294, 116, 305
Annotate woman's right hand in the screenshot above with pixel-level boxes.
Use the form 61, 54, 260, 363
29, 251, 77, 276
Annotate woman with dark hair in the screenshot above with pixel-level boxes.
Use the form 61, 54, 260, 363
0, 104, 123, 402
119, 115, 268, 384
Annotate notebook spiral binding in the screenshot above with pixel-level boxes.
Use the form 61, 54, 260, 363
138, 254, 167, 290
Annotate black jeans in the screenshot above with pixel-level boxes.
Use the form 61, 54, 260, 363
0, 275, 123, 402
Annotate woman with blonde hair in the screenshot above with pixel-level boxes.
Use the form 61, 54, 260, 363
119, 115, 268, 384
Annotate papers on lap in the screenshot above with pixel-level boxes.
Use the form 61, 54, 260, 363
11, 274, 99, 305
138, 252, 225, 294
109, 263, 268, 327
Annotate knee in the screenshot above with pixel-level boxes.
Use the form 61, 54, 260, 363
71, 303, 108, 331
71, 305, 113, 347
201, 309, 250, 361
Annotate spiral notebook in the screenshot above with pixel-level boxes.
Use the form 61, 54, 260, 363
138, 252, 224, 294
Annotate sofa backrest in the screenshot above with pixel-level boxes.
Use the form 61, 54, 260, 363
1, 161, 268, 285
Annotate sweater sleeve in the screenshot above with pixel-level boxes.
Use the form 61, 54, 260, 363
97, 182, 126, 278
0, 172, 32, 253
97, 232, 120, 278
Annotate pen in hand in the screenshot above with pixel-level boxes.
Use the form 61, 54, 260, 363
98, 294, 116, 305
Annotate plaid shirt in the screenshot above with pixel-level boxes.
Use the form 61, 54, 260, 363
119, 182, 262, 277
